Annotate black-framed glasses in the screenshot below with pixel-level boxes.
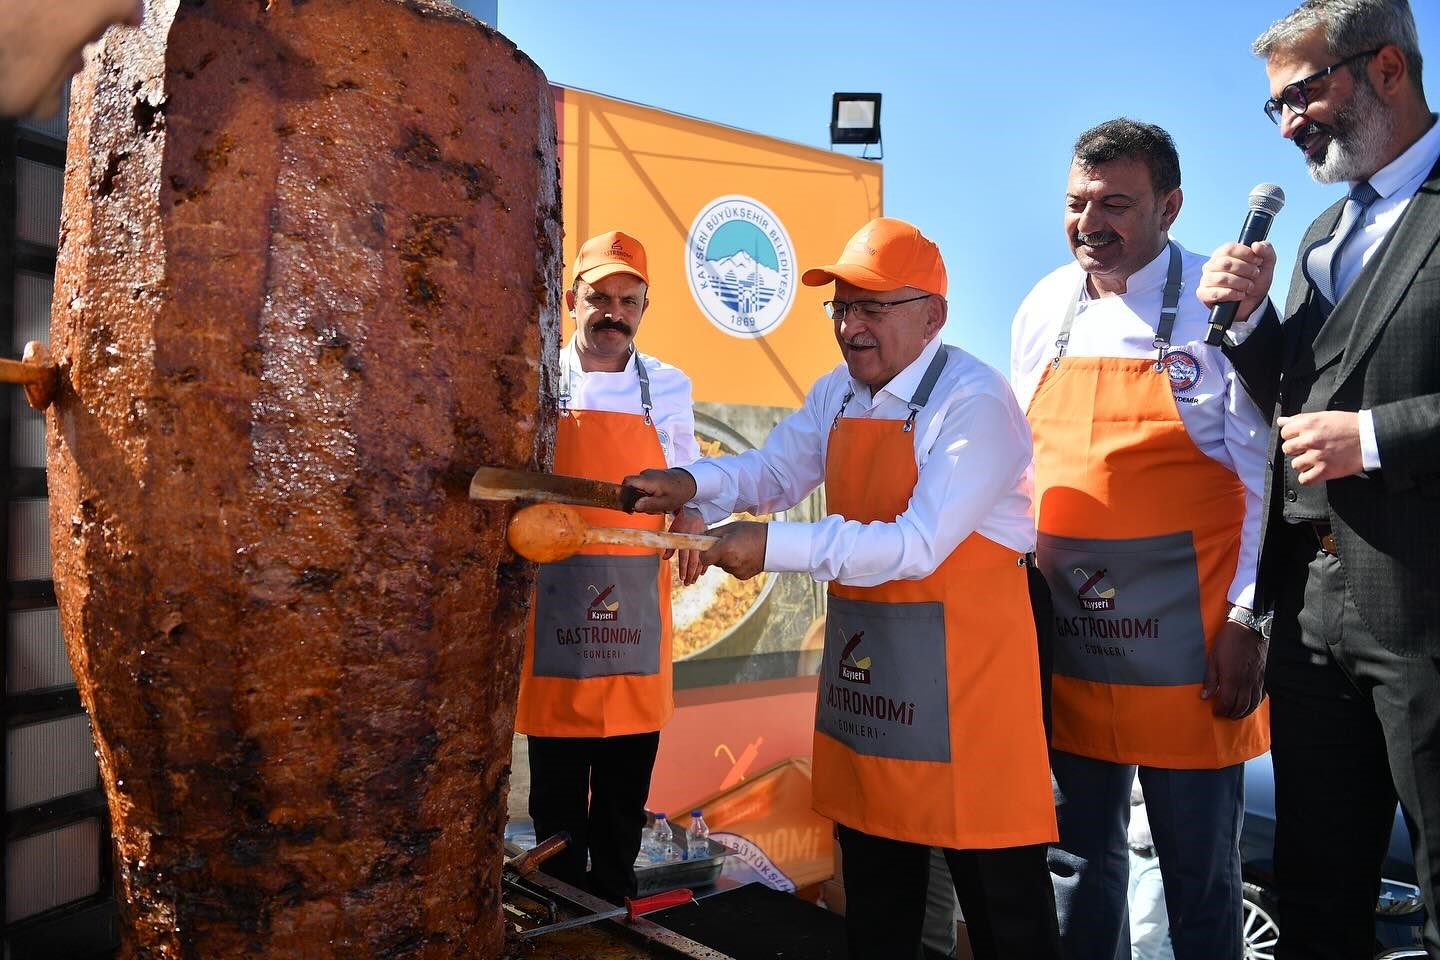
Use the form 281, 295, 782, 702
1263, 47, 1383, 124
823, 293, 932, 321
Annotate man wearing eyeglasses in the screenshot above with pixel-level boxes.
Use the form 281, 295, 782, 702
1198, 0, 1440, 956
1011, 119, 1270, 960
625, 217, 1061, 960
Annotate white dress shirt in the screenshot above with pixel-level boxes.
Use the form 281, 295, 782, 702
559, 338, 699, 469
686, 336, 1036, 587
1010, 242, 1269, 609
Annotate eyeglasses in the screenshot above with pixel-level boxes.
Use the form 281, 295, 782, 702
1263, 48, 1382, 124
822, 293, 932, 321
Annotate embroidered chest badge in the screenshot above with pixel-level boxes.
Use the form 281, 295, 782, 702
1162, 349, 1202, 393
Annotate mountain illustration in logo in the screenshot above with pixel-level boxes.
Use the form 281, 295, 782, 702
697, 249, 783, 318
1074, 567, 1116, 611
686, 195, 796, 339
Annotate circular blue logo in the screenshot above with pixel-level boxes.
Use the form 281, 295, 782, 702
685, 195, 796, 339
1162, 349, 1201, 391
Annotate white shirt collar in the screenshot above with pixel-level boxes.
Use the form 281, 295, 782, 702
1077, 240, 1172, 301
851, 334, 944, 404
561, 336, 637, 377
1364, 113, 1440, 200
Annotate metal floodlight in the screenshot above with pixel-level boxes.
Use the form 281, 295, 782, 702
830, 93, 882, 146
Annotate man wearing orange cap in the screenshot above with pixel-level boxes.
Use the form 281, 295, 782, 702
1010, 119, 1269, 960
626, 217, 1060, 959
515, 230, 705, 903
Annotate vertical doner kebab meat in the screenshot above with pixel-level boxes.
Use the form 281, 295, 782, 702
46, 1, 560, 956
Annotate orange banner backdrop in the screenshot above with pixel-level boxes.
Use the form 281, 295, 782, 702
554, 85, 883, 407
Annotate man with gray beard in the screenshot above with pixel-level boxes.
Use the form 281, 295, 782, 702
1199, 1, 1440, 956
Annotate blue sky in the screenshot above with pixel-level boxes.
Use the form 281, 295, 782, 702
491, 0, 1440, 377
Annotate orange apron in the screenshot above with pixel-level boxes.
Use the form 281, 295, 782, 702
1026, 243, 1268, 769
813, 349, 1057, 850
515, 354, 674, 738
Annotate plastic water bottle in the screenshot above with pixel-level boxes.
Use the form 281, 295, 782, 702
652, 812, 678, 861
686, 810, 710, 860
639, 818, 659, 864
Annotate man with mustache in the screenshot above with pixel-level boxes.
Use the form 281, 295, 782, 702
1011, 119, 1270, 960
515, 230, 705, 903
1199, 1, 1440, 955
625, 218, 1061, 959
0, 0, 143, 118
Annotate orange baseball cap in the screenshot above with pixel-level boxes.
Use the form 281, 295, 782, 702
573, 230, 649, 286
802, 217, 946, 297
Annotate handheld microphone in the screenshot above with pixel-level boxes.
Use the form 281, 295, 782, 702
1205, 183, 1286, 346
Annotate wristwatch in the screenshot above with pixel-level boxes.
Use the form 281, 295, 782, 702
1226, 605, 1273, 640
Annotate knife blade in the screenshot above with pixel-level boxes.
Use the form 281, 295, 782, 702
469, 466, 641, 513
516, 887, 696, 940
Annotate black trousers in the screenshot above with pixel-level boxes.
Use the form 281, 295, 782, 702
837, 824, 1060, 960
1266, 522, 1440, 959
1027, 555, 1055, 746
526, 731, 660, 903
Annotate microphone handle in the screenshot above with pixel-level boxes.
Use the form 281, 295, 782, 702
1205, 209, 1277, 346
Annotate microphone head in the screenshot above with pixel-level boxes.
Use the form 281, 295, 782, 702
1248, 182, 1286, 216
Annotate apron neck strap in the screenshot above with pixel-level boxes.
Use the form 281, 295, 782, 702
1052, 241, 1183, 369
633, 351, 653, 424
559, 346, 652, 423
832, 344, 950, 433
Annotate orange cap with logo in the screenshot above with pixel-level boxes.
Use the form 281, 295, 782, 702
801, 217, 946, 297
573, 230, 649, 286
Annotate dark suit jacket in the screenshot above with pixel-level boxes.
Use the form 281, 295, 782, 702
1226, 155, 1440, 657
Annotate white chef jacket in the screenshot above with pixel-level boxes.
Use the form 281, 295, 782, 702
1010, 241, 1268, 609
558, 338, 699, 469
686, 336, 1036, 587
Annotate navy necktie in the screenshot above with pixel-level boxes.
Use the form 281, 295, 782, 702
1304, 180, 1380, 305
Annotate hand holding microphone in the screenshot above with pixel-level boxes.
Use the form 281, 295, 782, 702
1200, 183, 1286, 345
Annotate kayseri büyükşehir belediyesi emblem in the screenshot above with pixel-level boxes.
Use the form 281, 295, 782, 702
686, 195, 796, 339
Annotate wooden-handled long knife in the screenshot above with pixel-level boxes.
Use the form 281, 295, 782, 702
469, 466, 642, 513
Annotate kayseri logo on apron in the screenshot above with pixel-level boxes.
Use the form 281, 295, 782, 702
817, 597, 950, 762
1038, 530, 1206, 686
587, 583, 619, 621
1074, 566, 1117, 611
838, 630, 872, 684
534, 555, 661, 679
685, 195, 796, 339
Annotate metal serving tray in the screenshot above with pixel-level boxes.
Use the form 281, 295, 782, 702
634, 839, 732, 896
